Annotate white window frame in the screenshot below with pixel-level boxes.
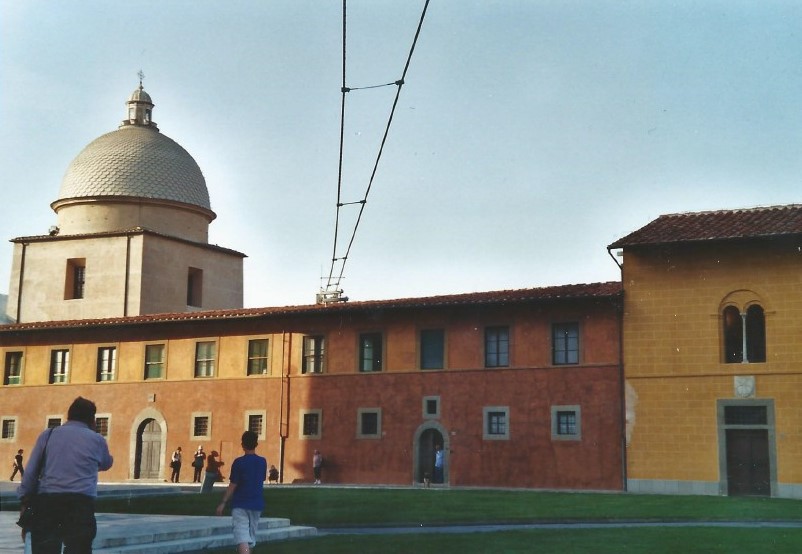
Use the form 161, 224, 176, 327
191, 412, 212, 440
49, 348, 70, 384
95, 413, 112, 438
97, 345, 117, 382
1, 416, 18, 441
551, 404, 582, 441
357, 408, 382, 439
423, 396, 441, 419
246, 338, 270, 376
299, 409, 322, 440
244, 410, 266, 440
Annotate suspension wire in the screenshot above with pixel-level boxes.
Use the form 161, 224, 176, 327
321, 0, 431, 303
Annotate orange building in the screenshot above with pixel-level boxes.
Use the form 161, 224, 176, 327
610, 205, 802, 497
0, 283, 624, 489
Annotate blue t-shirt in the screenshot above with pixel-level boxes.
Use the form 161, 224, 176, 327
230, 453, 267, 511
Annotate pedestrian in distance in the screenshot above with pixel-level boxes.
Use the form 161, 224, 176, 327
16, 396, 113, 553
192, 445, 206, 483
433, 444, 444, 484
312, 449, 323, 484
268, 464, 279, 484
216, 431, 267, 554
170, 446, 182, 483
10, 449, 24, 481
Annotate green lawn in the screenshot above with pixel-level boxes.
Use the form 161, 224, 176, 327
87, 487, 802, 553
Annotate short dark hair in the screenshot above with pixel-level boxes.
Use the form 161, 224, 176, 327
67, 397, 97, 426
241, 430, 258, 450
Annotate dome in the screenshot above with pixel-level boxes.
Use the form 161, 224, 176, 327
57, 125, 211, 210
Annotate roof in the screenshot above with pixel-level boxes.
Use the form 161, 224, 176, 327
57, 125, 211, 211
608, 204, 802, 249
0, 281, 622, 332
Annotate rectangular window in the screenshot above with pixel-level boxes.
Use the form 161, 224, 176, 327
4, 352, 23, 385
47, 417, 62, 429
551, 405, 582, 441
194, 341, 216, 378
357, 408, 382, 439
423, 396, 441, 419
192, 414, 211, 439
49, 349, 70, 384
300, 410, 322, 439
187, 267, 203, 307
1, 418, 16, 440
302, 335, 325, 374
245, 411, 266, 440
97, 347, 117, 382
144, 344, 165, 380
552, 323, 579, 365
247, 339, 269, 376
95, 416, 110, 438
359, 332, 383, 372
420, 329, 445, 370
65, 258, 86, 300
485, 326, 510, 368
483, 406, 510, 440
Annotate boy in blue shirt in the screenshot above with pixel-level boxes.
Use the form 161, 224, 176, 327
216, 431, 267, 553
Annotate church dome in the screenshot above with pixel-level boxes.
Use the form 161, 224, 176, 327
56, 84, 211, 212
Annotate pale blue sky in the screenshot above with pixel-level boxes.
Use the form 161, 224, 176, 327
2, 1, 802, 308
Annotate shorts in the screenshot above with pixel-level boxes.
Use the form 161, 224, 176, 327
231, 507, 260, 547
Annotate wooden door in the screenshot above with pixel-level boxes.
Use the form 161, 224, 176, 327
726, 428, 770, 496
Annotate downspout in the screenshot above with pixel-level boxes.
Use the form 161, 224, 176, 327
15, 243, 27, 322
607, 246, 627, 492
278, 331, 291, 483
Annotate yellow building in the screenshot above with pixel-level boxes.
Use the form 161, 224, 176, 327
610, 205, 802, 497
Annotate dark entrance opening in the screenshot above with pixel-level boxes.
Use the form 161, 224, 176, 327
417, 428, 444, 484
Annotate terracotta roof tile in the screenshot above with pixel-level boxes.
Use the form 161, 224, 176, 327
608, 204, 802, 249
0, 282, 622, 332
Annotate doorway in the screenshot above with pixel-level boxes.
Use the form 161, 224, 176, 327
135, 418, 162, 479
413, 423, 447, 484
718, 400, 775, 497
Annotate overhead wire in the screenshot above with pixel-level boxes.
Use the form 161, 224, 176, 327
321, 0, 430, 303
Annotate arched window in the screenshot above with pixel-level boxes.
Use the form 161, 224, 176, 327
723, 304, 766, 363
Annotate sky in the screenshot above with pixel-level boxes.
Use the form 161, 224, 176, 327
2, 1, 802, 309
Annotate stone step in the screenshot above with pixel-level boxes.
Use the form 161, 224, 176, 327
91, 514, 316, 553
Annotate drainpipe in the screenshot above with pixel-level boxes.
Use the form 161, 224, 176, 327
278, 331, 291, 483
124, 235, 132, 317
607, 247, 627, 491
15, 243, 27, 323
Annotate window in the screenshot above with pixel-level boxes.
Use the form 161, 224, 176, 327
245, 411, 266, 440
483, 406, 510, 440
4, 352, 23, 385
357, 408, 382, 439
194, 341, 216, 378
49, 349, 70, 384
359, 332, 383, 372
1, 418, 16, 440
302, 335, 325, 374
723, 305, 766, 363
95, 415, 110, 438
97, 347, 117, 382
485, 326, 510, 368
551, 405, 581, 441
247, 339, 269, 375
65, 258, 86, 300
552, 323, 579, 365
187, 267, 203, 307
47, 417, 62, 428
300, 409, 322, 440
420, 329, 445, 370
423, 396, 441, 419
144, 344, 165, 379
192, 413, 211, 439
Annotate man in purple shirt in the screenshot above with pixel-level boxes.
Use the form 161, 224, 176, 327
17, 397, 113, 553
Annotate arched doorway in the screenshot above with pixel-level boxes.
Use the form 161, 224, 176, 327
413, 422, 448, 485
134, 418, 162, 479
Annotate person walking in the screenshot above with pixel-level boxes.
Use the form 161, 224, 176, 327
192, 446, 206, 483
16, 396, 113, 553
216, 431, 267, 554
170, 446, 182, 483
10, 449, 24, 481
201, 450, 224, 493
312, 450, 323, 485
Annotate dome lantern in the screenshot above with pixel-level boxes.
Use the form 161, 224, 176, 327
123, 71, 157, 129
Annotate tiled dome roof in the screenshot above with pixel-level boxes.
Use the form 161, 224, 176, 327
58, 125, 211, 210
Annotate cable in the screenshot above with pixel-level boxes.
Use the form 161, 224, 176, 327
320, 0, 431, 304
